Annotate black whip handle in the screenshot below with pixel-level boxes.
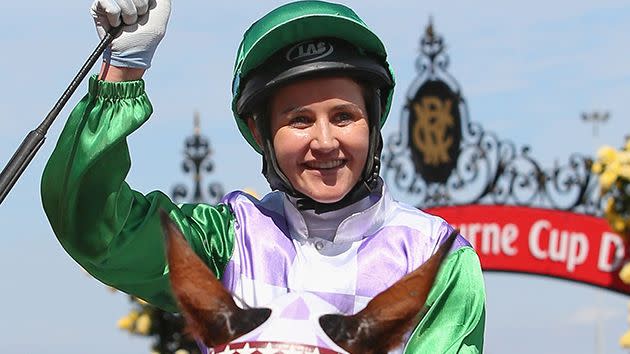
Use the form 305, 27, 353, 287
0, 26, 122, 205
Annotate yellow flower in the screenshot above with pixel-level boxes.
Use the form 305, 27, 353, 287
621, 329, 630, 348
618, 151, 630, 164
598, 145, 618, 164
174, 350, 190, 354
134, 313, 152, 335
608, 160, 621, 174
606, 207, 627, 232
117, 317, 133, 331
117, 310, 139, 331
614, 220, 627, 233
599, 170, 617, 191
619, 263, 630, 284
591, 162, 603, 174
620, 165, 630, 181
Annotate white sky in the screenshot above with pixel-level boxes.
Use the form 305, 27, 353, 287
1, 1, 629, 353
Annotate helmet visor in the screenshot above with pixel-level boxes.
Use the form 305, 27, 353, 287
236, 38, 393, 115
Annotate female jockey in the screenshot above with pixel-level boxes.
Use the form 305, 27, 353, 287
41, 0, 485, 352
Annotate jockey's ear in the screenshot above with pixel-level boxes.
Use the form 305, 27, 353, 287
159, 210, 271, 347
319, 230, 459, 354
246, 116, 264, 150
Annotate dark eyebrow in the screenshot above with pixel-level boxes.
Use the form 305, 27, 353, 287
332, 103, 363, 113
282, 106, 310, 115
281, 103, 364, 115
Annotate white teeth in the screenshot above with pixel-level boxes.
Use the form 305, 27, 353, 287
306, 160, 344, 169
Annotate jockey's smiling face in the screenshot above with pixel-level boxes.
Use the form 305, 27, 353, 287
268, 76, 370, 203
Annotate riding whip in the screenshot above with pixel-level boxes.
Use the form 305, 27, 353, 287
0, 26, 123, 205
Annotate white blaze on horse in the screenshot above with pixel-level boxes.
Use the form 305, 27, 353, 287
159, 211, 457, 354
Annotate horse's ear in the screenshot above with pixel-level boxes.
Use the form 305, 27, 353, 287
159, 210, 271, 347
320, 229, 459, 354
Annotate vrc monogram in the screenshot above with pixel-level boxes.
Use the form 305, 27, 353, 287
412, 96, 454, 166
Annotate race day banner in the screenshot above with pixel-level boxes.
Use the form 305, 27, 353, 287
427, 205, 630, 294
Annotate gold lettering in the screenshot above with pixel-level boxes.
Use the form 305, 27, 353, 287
411, 96, 454, 166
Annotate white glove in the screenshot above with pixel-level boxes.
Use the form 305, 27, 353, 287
91, 0, 172, 69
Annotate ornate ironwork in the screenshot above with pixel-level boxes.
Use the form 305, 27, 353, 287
172, 112, 225, 204
382, 19, 604, 216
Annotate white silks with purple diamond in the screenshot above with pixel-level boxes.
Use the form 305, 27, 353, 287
199, 180, 470, 353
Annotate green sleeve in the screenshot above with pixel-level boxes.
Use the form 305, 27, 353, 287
41, 75, 235, 313
405, 247, 486, 353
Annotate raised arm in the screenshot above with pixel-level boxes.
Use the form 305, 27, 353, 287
99, 64, 145, 82
41, 0, 236, 313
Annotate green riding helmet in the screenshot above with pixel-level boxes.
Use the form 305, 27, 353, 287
231, 0, 395, 210
232, 0, 395, 152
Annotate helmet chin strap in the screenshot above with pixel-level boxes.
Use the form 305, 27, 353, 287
254, 87, 383, 215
